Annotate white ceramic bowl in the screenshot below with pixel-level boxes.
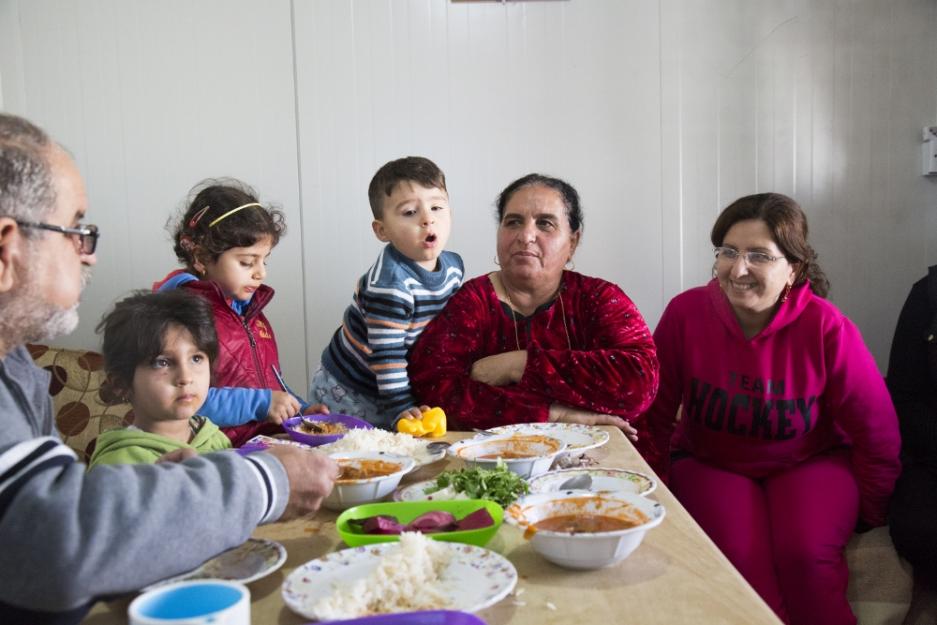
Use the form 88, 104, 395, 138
527, 467, 657, 496
447, 434, 567, 479
324, 451, 416, 511
504, 491, 665, 569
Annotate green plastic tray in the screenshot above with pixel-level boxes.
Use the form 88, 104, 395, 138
335, 499, 503, 547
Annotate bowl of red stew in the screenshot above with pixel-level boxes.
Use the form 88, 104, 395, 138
504, 491, 665, 569
283, 413, 373, 447
323, 451, 416, 511
447, 434, 566, 478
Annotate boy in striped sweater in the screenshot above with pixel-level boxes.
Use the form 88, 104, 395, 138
309, 157, 463, 428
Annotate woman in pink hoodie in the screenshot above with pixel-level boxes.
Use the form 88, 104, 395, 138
645, 193, 900, 625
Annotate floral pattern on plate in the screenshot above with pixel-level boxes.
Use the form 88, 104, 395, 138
143, 538, 287, 590
317, 439, 445, 470
527, 467, 657, 496
281, 542, 517, 620
485, 422, 609, 453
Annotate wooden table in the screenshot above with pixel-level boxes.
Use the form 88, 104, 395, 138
83, 428, 782, 625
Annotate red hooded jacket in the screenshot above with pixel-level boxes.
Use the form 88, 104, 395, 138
180, 280, 281, 390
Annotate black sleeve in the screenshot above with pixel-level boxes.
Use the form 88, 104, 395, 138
887, 276, 937, 460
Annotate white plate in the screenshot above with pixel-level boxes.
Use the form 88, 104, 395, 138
485, 422, 609, 454
394, 479, 468, 502
143, 538, 286, 590
282, 542, 517, 620
527, 467, 657, 496
408, 444, 446, 468
318, 438, 445, 470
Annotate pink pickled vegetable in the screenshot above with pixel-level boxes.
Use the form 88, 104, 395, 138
351, 508, 495, 535
405, 511, 457, 533
361, 515, 405, 534
455, 508, 494, 531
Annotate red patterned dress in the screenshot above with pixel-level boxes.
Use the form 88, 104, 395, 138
409, 271, 661, 467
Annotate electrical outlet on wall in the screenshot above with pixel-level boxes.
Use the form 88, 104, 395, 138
923, 126, 937, 176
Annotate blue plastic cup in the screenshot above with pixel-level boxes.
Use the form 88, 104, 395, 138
128, 579, 249, 625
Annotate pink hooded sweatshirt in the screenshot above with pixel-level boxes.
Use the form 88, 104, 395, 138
646, 280, 901, 526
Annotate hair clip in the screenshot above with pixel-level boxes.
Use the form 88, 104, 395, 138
188, 206, 210, 230
208, 202, 263, 228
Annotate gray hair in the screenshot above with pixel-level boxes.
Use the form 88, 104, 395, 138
0, 113, 57, 231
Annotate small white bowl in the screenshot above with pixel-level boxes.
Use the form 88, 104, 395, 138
504, 491, 665, 569
324, 451, 416, 511
447, 434, 567, 479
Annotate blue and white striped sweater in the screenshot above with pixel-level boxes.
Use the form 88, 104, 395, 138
321, 244, 463, 422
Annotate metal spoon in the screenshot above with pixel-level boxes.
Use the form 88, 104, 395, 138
558, 473, 593, 491
425, 440, 451, 453
300, 416, 325, 433
472, 428, 498, 436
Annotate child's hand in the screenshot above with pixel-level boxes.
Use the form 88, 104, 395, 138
303, 403, 330, 415
156, 448, 199, 464
397, 405, 430, 422
268, 390, 302, 424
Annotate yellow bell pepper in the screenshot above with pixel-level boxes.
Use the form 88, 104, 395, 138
396, 407, 447, 438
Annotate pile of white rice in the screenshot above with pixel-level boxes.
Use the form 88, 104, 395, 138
320, 428, 427, 457
312, 532, 452, 619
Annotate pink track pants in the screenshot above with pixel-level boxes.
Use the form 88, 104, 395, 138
670, 450, 859, 625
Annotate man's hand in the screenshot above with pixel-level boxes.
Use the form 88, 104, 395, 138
267, 390, 301, 424
264, 445, 339, 520
470, 350, 527, 386
548, 404, 639, 442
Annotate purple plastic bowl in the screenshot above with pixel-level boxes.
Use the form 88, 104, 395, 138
314, 610, 487, 625
283, 414, 374, 447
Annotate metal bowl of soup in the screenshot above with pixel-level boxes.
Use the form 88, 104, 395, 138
447, 434, 567, 479
504, 491, 665, 569
323, 451, 416, 511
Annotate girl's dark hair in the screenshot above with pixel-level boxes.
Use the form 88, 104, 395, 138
711, 192, 830, 298
96, 290, 219, 403
170, 178, 286, 270
495, 173, 584, 234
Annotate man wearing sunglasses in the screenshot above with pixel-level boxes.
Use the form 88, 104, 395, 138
0, 113, 338, 624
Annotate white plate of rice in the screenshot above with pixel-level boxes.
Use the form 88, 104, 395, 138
282, 533, 517, 621
317, 428, 445, 469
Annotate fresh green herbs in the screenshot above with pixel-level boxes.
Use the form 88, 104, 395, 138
425, 461, 529, 508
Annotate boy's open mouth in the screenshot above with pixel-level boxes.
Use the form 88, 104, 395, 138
425, 234, 437, 243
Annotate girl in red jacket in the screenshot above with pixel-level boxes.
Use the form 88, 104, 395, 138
155, 179, 326, 446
